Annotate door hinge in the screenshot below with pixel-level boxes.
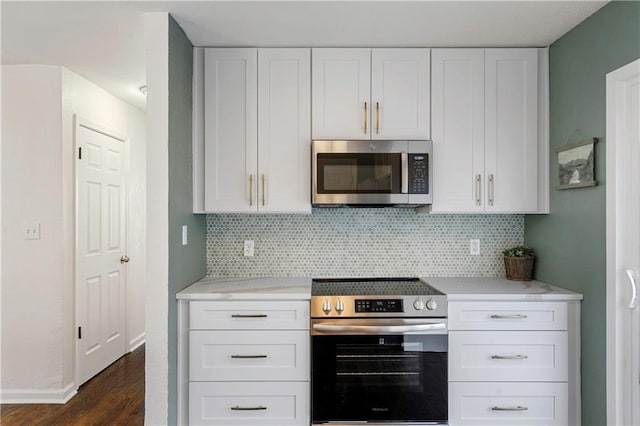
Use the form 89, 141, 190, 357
78, 326, 82, 339
78, 147, 82, 159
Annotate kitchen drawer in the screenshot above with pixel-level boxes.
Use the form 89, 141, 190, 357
449, 331, 567, 382
190, 301, 309, 330
448, 301, 567, 331
189, 381, 309, 426
189, 330, 309, 381
449, 382, 568, 425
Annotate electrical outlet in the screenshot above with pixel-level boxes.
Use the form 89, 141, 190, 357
182, 225, 188, 246
244, 240, 255, 257
470, 239, 480, 255
24, 223, 41, 240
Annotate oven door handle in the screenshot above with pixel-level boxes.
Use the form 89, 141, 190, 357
312, 322, 446, 334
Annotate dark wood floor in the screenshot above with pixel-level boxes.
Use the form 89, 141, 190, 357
1, 345, 144, 425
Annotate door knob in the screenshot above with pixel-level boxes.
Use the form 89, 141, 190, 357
120, 255, 130, 264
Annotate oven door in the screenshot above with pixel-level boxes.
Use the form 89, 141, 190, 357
311, 318, 448, 425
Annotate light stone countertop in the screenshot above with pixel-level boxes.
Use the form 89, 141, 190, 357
424, 277, 583, 301
176, 276, 312, 300
177, 276, 582, 301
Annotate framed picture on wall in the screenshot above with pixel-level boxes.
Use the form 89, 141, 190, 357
556, 137, 598, 190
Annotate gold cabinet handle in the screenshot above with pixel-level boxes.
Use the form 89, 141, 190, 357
364, 101, 368, 134
249, 174, 253, 206
475, 174, 482, 206
261, 174, 266, 206
376, 102, 380, 134
488, 174, 494, 206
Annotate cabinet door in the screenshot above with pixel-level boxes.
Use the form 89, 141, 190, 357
371, 48, 430, 140
431, 49, 485, 212
204, 48, 258, 212
448, 301, 568, 331
189, 330, 309, 381
258, 48, 311, 213
190, 300, 310, 330
485, 49, 538, 212
449, 331, 568, 382
312, 48, 370, 139
189, 381, 309, 426
449, 382, 568, 425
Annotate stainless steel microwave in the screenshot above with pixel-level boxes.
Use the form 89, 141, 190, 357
312, 140, 433, 206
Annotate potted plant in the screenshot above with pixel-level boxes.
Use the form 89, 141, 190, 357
502, 245, 535, 281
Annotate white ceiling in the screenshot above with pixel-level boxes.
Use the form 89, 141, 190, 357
1, 1, 608, 111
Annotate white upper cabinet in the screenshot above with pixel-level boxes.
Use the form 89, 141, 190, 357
312, 48, 430, 140
203, 48, 258, 213
258, 48, 311, 213
484, 49, 539, 213
371, 48, 430, 140
431, 49, 485, 213
197, 48, 311, 213
312, 48, 371, 139
431, 48, 540, 213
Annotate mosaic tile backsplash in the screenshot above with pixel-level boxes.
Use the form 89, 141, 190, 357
206, 209, 523, 277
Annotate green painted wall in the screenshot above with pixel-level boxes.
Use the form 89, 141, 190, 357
167, 16, 207, 425
524, 2, 640, 424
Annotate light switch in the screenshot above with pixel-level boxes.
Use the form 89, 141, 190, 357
24, 223, 41, 240
182, 225, 188, 246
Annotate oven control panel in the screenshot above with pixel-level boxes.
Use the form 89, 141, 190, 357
311, 295, 447, 318
355, 299, 403, 313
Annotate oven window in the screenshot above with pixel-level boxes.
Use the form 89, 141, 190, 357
316, 153, 401, 194
312, 334, 447, 423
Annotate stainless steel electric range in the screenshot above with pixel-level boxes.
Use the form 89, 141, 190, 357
311, 277, 448, 426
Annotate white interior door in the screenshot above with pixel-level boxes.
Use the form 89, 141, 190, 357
606, 58, 640, 426
76, 117, 128, 386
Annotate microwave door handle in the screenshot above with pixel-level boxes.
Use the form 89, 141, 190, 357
401, 152, 409, 194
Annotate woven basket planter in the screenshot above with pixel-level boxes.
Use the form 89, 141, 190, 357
504, 256, 535, 281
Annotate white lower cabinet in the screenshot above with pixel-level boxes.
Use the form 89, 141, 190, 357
182, 300, 310, 425
448, 300, 580, 426
449, 382, 568, 425
189, 382, 309, 426
190, 330, 309, 382
449, 331, 568, 382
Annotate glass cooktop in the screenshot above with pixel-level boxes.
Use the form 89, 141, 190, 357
311, 278, 443, 296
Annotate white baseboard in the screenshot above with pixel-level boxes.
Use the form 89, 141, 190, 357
1, 382, 77, 404
129, 332, 146, 352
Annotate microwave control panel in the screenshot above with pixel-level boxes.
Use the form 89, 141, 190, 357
409, 154, 429, 194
